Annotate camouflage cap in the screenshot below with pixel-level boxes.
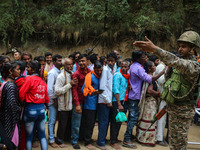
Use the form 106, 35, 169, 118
177, 31, 200, 48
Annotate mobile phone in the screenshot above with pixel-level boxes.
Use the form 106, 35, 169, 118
98, 89, 105, 92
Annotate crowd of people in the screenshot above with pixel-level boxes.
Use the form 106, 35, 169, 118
0, 30, 200, 150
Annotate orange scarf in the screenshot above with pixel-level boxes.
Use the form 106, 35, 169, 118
83, 70, 100, 96
120, 69, 129, 101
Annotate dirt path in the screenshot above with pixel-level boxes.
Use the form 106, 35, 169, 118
33, 122, 200, 150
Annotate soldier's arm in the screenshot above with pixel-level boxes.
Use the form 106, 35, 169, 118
155, 48, 199, 77
133, 36, 199, 77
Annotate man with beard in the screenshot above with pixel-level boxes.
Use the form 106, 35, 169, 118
55, 58, 78, 148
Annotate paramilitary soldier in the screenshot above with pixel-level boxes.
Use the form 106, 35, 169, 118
133, 31, 200, 150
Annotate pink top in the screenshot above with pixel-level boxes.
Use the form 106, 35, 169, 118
11, 124, 19, 147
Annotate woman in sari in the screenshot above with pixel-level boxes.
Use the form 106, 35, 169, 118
136, 61, 161, 146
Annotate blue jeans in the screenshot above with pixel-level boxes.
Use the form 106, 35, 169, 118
124, 99, 139, 142
71, 103, 82, 144
96, 104, 110, 146
23, 103, 48, 150
48, 104, 57, 143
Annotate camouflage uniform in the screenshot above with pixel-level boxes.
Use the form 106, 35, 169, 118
168, 104, 194, 150
154, 31, 200, 150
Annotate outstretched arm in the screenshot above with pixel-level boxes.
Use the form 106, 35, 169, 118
133, 36, 199, 78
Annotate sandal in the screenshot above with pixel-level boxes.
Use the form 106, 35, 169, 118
111, 143, 121, 149
86, 144, 96, 150
59, 143, 67, 148
122, 142, 137, 149
95, 144, 109, 150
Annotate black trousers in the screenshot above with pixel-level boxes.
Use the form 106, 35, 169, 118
110, 101, 123, 144
83, 109, 96, 145
57, 111, 72, 144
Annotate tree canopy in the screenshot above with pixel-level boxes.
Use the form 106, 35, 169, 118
0, 0, 199, 49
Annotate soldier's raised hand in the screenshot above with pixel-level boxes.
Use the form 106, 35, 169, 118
133, 36, 159, 53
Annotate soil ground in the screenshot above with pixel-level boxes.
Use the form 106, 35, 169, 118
33, 122, 200, 150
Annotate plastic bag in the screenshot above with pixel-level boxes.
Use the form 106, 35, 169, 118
116, 111, 127, 122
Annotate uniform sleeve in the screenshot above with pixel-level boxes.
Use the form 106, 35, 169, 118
113, 73, 120, 95
55, 75, 72, 96
156, 48, 199, 78
72, 72, 80, 106
99, 68, 109, 103
47, 72, 56, 99
19, 77, 31, 101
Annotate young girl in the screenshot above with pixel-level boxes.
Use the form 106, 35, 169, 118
0, 62, 21, 149
19, 61, 49, 150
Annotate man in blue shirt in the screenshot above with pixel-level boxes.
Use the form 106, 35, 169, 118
110, 60, 129, 149
81, 61, 103, 150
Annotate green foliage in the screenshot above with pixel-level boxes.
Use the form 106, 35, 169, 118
0, 1, 15, 45
0, 0, 199, 46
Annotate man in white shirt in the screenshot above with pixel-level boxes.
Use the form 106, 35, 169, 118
96, 52, 117, 150
55, 58, 78, 148
47, 54, 62, 148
